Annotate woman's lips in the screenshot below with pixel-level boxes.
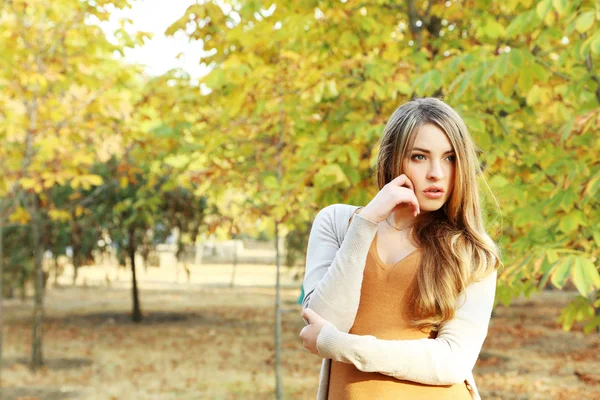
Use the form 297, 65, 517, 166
423, 191, 444, 199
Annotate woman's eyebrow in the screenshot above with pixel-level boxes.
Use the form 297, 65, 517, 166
412, 147, 455, 155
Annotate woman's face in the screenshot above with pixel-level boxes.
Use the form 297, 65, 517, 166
403, 123, 456, 212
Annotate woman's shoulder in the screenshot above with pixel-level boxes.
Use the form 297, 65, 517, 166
314, 204, 363, 242
316, 203, 362, 224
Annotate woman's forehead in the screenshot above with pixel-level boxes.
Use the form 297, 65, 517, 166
411, 124, 454, 153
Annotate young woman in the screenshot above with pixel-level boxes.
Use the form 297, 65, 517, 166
299, 97, 501, 400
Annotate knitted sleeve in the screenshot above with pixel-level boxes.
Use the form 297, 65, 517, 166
315, 270, 498, 385
302, 204, 379, 333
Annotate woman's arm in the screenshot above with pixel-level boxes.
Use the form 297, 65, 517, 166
315, 270, 497, 385
302, 205, 379, 333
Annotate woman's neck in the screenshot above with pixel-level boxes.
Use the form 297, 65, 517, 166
388, 204, 418, 230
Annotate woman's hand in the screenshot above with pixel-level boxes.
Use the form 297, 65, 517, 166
360, 174, 420, 222
299, 308, 329, 356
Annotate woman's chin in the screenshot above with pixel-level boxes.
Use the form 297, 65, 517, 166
418, 197, 447, 212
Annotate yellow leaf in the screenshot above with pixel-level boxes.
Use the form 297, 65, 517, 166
56, 175, 67, 185
48, 209, 71, 222
281, 50, 301, 61
327, 80, 338, 97
526, 85, 542, 105
9, 207, 30, 224
313, 81, 325, 103
572, 257, 600, 297
500, 74, 518, 97
20, 178, 37, 190
84, 174, 103, 186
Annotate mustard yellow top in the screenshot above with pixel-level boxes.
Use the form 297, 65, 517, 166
327, 221, 471, 400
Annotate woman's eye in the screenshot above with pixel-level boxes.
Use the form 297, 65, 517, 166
412, 154, 425, 161
446, 155, 456, 162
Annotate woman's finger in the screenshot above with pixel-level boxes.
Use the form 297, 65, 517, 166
301, 308, 313, 322
391, 174, 408, 190
299, 326, 306, 338
403, 175, 415, 192
391, 174, 414, 192
410, 193, 420, 216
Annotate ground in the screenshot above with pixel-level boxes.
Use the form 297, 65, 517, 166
1, 263, 599, 399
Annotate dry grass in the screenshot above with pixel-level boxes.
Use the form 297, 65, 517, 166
1, 264, 599, 400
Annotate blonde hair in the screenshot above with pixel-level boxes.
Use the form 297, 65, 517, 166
376, 97, 500, 331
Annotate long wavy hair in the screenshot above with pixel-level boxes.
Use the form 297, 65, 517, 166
376, 97, 501, 331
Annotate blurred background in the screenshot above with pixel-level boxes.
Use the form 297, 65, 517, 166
0, 0, 599, 399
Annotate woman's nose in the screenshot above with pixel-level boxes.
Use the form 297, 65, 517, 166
427, 162, 444, 180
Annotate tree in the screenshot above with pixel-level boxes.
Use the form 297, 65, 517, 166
0, 0, 147, 368
167, 0, 600, 343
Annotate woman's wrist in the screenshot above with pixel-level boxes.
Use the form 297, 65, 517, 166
357, 207, 382, 224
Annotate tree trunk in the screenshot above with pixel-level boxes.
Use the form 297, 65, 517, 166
0, 203, 4, 381
71, 221, 82, 286
274, 42, 285, 399
594, 290, 600, 334
72, 257, 79, 286
229, 241, 238, 288
20, 269, 26, 302
53, 255, 60, 285
30, 195, 44, 370
128, 228, 142, 323
274, 222, 283, 399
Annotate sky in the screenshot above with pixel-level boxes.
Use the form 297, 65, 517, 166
98, 0, 212, 81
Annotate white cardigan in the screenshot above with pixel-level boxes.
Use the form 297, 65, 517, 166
302, 204, 497, 400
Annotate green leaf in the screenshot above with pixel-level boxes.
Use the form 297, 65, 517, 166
449, 71, 472, 100
552, 0, 569, 16
560, 118, 575, 142
506, 10, 536, 38
571, 256, 600, 297
264, 175, 279, 189
317, 127, 329, 143
592, 230, 600, 247
575, 12, 595, 33
495, 53, 510, 77
345, 146, 360, 166
557, 211, 584, 233
315, 164, 349, 188
546, 249, 559, 264
551, 257, 571, 289
508, 49, 524, 68
341, 164, 361, 184
396, 82, 412, 95
591, 32, 600, 55
517, 67, 534, 95
480, 18, 506, 39
530, 62, 550, 83
584, 316, 600, 334
558, 296, 594, 331
536, 0, 553, 20
413, 69, 443, 95
489, 174, 510, 188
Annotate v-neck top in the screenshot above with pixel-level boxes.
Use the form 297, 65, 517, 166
371, 230, 420, 269
326, 214, 472, 400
